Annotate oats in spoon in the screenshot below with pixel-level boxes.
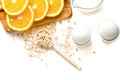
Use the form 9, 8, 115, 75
22, 23, 81, 70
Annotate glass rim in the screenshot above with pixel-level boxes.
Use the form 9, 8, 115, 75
72, 0, 104, 10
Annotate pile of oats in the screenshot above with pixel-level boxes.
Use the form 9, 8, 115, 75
20, 20, 80, 61
8, 19, 82, 69
22, 23, 56, 57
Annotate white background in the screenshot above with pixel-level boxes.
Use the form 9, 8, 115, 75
1, 0, 120, 80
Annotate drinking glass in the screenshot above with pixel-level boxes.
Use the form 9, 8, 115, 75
71, 0, 104, 12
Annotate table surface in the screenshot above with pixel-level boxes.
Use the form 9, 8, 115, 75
0, 0, 120, 80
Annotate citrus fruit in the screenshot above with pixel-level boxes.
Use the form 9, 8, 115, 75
47, 0, 64, 17
6, 6, 34, 31
29, 0, 49, 21
2, 0, 28, 15
0, 0, 3, 10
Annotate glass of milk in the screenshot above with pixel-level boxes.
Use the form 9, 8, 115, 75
71, 0, 104, 12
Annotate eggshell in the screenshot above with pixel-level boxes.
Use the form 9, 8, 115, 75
99, 20, 119, 41
72, 26, 91, 45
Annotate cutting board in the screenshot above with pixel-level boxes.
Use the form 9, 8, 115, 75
0, 0, 72, 32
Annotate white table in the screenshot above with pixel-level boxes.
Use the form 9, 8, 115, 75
0, 0, 120, 80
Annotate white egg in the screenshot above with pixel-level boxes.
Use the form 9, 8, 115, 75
72, 26, 91, 45
99, 20, 119, 41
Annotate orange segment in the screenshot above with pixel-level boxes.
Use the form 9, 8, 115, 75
47, 0, 64, 17
6, 6, 34, 31
0, 0, 3, 10
29, 0, 49, 21
2, 0, 28, 15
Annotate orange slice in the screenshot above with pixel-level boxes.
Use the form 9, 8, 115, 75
6, 6, 34, 31
47, 0, 64, 17
0, 0, 3, 10
29, 0, 49, 21
2, 0, 28, 15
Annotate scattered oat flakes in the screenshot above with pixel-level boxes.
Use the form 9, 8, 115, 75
92, 51, 96, 54
40, 59, 43, 62
10, 19, 83, 69
76, 48, 79, 52
45, 63, 48, 68
79, 67, 82, 71
67, 20, 70, 23
73, 21, 77, 25
78, 57, 81, 61
69, 53, 73, 57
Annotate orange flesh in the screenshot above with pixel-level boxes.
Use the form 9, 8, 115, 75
0, 0, 2, 10
8, 7, 32, 28
29, 0, 48, 21
3, 0, 27, 13
47, 0, 62, 14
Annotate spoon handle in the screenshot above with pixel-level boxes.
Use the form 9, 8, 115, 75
53, 46, 81, 70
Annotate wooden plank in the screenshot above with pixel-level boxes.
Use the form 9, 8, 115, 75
0, 0, 72, 32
